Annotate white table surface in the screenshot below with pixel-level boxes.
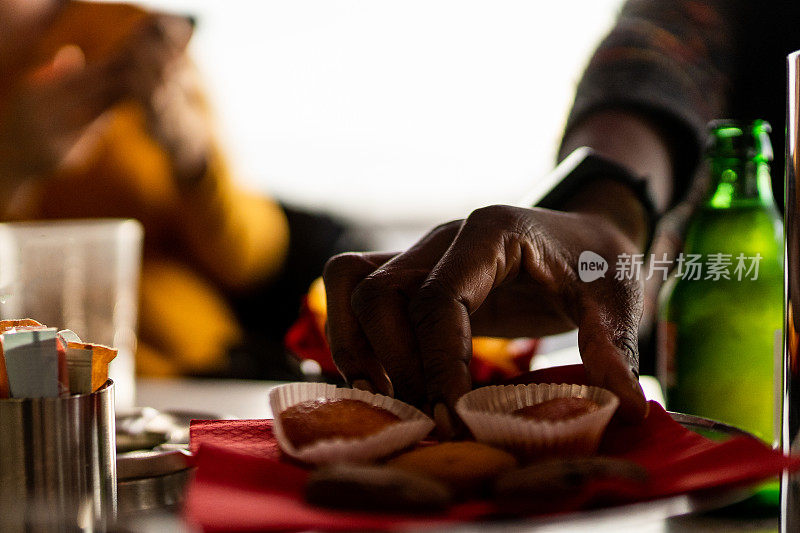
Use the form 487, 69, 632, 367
135, 377, 283, 419
134, 340, 665, 419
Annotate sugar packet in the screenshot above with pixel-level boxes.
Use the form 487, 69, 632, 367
3, 328, 62, 398
63, 336, 117, 393
0, 319, 46, 398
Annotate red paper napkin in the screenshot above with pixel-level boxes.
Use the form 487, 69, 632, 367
184, 365, 800, 531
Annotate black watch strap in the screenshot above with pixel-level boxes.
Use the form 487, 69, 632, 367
536, 147, 658, 247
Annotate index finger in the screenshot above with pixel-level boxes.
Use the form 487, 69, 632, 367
323, 252, 396, 396
575, 282, 648, 422
408, 207, 527, 432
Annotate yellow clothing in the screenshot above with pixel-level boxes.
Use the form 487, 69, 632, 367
2, 2, 290, 375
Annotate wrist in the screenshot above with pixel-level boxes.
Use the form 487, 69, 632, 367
536, 147, 655, 252
559, 109, 674, 212
563, 178, 649, 251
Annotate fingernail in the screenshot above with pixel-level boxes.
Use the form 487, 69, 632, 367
352, 379, 374, 393
624, 367, 643, 392
630, 376, 649, 420
610, 371, 649, 423
434, 403, 454, 440
631, 373, 643, 391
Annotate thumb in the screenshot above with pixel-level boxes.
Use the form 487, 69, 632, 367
25, 45, 86, 85
576, 287, 648, 422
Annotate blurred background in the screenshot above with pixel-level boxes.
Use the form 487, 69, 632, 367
108, 0, 625, 248
0, 0, 627, 383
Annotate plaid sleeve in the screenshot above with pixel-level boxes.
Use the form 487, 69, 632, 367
561, 0, 746, 201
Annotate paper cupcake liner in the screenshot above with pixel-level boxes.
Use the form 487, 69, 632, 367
455, 383, 619, 459
269, 382, 435, 465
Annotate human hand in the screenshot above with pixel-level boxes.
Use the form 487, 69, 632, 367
0, 13, 198, 195
113, 14, 211, 185
0, 45, 125, 190
323, 205, 648, 436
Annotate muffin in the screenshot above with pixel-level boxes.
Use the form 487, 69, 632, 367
269, 382, 434, 465
280, 398, 401, 449
512, 397, 600, 421
456, 383, 619, 459
387, 441, 518, 496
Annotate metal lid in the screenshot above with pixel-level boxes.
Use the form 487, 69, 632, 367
117, 449, 192, 480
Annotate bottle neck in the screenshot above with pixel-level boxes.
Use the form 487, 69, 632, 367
705, 157, 775, 209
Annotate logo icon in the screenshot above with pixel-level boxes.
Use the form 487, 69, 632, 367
578, 251, 607, 282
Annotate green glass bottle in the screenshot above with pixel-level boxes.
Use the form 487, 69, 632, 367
657, 119, 783, 444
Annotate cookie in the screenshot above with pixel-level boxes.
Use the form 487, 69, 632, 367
387, 441, 517, 496
306, 463, 452, 513
494, 456, 649, 508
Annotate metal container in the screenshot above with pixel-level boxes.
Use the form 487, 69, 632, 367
117, 449, 193, 518
784, 50, 800, 532
0, 380, 117, 532
114, 408, 221, 518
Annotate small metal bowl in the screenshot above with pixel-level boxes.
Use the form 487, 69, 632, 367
115, 408, 230, 517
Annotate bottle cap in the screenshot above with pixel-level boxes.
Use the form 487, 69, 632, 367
706, 119, 773, 162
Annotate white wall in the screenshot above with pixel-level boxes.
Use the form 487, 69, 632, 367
115, 1, 625, 229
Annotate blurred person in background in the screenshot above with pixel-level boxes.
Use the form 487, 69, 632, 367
323, 0, 791, 433
0, 0, 356, 379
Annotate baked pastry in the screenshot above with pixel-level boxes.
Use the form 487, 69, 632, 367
270, 383, 435, 464
279, 398, 400, 449
456, 383, 619, 458
387, 441, 517, 495
512, 397, 600, 422
306, 463, 452, 513
494, 457, 649, 512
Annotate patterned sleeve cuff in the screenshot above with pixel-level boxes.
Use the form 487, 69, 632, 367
560, 0, 743, 206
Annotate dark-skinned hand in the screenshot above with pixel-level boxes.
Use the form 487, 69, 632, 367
323, 205, 648, 437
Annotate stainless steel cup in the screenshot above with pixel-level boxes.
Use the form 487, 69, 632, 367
783, 50, 800, 532
0, 381, 117, 532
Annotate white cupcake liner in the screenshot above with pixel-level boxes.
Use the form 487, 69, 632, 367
455, 383, 619, 459
269, 382, 435, 465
